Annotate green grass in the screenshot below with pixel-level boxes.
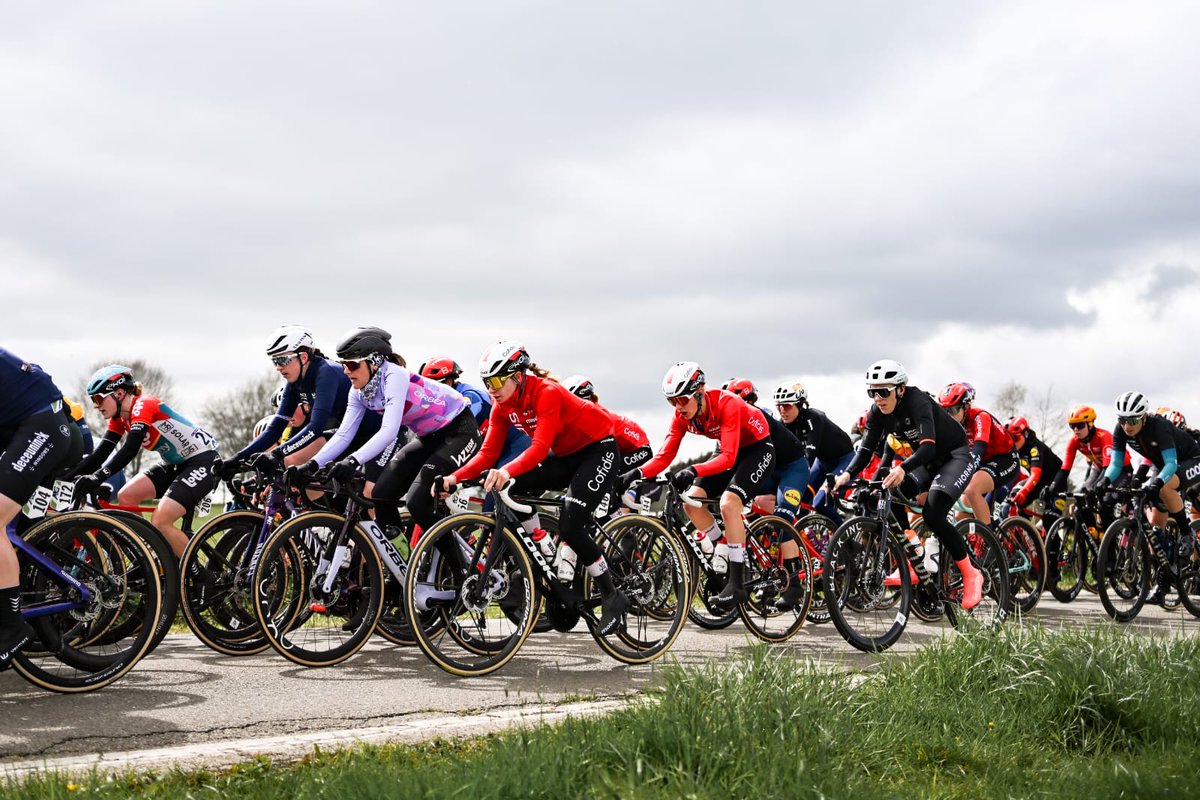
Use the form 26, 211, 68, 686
8, 626, 1200, 799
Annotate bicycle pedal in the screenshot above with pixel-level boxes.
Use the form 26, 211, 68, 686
309, 602, 328, 613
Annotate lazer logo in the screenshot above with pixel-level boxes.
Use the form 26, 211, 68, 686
11, 432, 49, 472
452, 438, 478, 467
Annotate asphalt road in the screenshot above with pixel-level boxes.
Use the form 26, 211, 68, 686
2, 593, 1196, 773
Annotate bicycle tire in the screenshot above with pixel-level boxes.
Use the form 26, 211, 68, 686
12, 513, 162, 692
1096, 519, 1151, 622
586, 513, 689, 663
404, 513, 537, 676
1045, 516, 1084, 602
93, 509, 181, 655
253, 512, 384, 667
995, 517, 1046, 614
1178, 521, 1200, 618
736, 515, 811, 643
824, 516, 910, 653
943, 519, 1009, 632
794, 513, 834, 624
179, 510, 279, 656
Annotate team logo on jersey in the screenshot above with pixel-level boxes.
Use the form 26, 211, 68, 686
783, 489, 803, 507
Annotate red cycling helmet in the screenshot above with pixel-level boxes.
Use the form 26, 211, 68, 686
420, 357, 462, 383
938, 382, 972, 409
1006, 416, 1031, 438
722, 377, 758, 404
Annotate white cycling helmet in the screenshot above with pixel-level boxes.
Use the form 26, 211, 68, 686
662, 362, 705, 398
562, 374, 595, 399
865, 359, 908, 386
1114, 391, 1149, 418
773, 382, 807, 405
265, 325, 315, 357
272, 385, 287, 408
252, 415, 275, 439
479, 340, 531, 379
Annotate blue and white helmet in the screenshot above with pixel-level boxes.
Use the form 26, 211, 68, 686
86, 364, 136, 397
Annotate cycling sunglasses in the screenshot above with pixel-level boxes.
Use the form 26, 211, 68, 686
483, 375, 510, 391
1068, 421, 1089, 430
270, 354, 298, 367
668, 394, 694, 408
340, 359, 366, 371
89, 392, 113, 407
866, 387, 894, 399
1118, 415, 1145, 427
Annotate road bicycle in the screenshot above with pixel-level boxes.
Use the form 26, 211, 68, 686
823, 479, 1009, 653
403, 481, 689, 677
5, 504, 162, 692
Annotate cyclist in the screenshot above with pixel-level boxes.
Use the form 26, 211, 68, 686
71, 365, 219, 559
832, 360, 985, 609
563, 374, 652, 473
0, 349, 77, 666
938, 382, 1018, 527
1005, 417, 1064, 525
1101, 393, 1200, 566
617, 363, 774, 611
773, 382, 855, 524
221, 326, 378, 478
434, 341, 628, 635
292, 327, 478, 535
421, 357, 531, 469
1047, 404, 1132, 516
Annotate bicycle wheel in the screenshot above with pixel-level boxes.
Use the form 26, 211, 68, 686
253, 512, 384, 667
735, 515, 810, 643
99, 509, 182, 655
795, 513, 834, 624
12, 513, 162, 692
678, 529, 738, 630
404, 513, 537, 676
824, 516, 910, 653
1095, 519, 1151, 622
995, 517, 1046, 614
587, 514, 689, 663
1178, 521, 1200, 618
179, 510, 278, 656
942, 519, 1008, 632
1045, 516, 1084, 602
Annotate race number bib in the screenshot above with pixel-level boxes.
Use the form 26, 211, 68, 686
52, 480, 75, 511
195, 493, 213, 517
23, 486, 54, 519
593, 494, 611, 519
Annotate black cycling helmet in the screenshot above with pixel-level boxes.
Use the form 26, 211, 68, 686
336, 326, 393, 360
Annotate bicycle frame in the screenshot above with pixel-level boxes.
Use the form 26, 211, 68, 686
5, 526, 95, 618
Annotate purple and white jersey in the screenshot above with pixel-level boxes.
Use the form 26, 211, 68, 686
314, 362, 469, 467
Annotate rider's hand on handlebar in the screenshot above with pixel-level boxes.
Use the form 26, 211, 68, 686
881, 465, 906, 490
483, 467, 511, 492
831, 472, 850, 491
431, 474, 456, 497
285, 460, 319, 484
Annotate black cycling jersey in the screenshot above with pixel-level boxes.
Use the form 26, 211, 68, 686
1111, 414, 1200, 474
1016, 433, 1063, 481
784, 407, 853, 464
845, 386, 968, 477
764, 412, 806, 466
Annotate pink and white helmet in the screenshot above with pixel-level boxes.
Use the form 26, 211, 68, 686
662, 362, 705, 398
478, 340, 531, 379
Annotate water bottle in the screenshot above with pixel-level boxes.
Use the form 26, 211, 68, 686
697, 531, 715, 557
531, 527, 557, 564
922, 535, 940, 573
712, 542, 730, 575
555, 543, 578, 582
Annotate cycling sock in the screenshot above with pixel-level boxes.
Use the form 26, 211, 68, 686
726, 543, 745, 563
702, 521, 722, 542
783, 557, 800, 575
0, 585, 19, 627
585, 557, 609, 577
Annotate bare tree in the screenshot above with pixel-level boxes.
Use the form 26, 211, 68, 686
993, 381, 1027, 421
200, 372, 282, 457
1031, 384, 1068, 455
77, 358, 179, 475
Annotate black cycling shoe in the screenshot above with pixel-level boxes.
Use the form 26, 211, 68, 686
594, 571, 628, 636
772, 574, 804, 611
708, 562, 747, 611
0, 619, 34, 670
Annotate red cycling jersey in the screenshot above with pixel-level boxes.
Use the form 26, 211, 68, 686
1061, 427, 1131, 471
640, 389, 770, 479
107, 395, 218, 465
962, 407, 1014, 461
603, 408, 649, 455
453, 374, 614, 481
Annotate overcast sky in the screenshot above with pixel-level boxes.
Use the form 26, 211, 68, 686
4, 1, 1200, 458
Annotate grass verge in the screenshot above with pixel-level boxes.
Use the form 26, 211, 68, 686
7, 626, 1200, 798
